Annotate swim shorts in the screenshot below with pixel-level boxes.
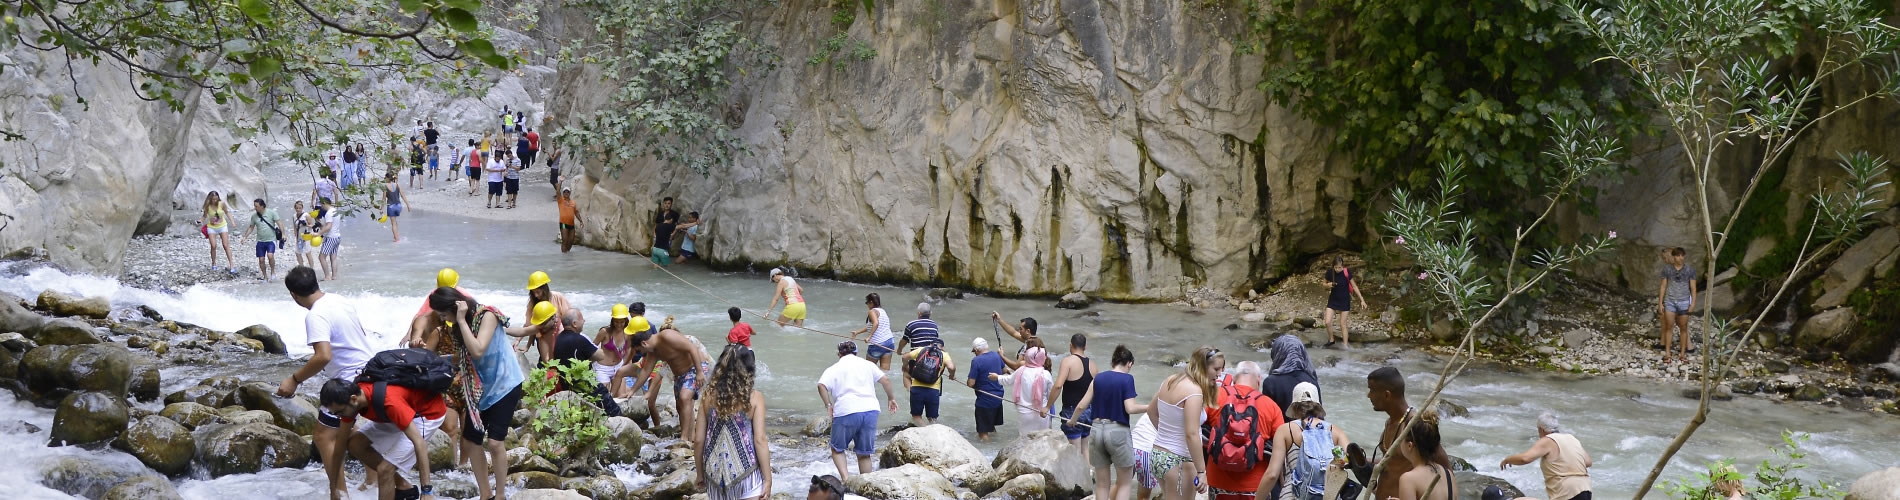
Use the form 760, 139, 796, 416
782, 302, 807, 321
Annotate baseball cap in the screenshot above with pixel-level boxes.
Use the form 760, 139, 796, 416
971, 337, 989, 352
1292, 381, 1320, 405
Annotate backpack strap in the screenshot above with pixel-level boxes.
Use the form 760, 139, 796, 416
370, 381, 388, 422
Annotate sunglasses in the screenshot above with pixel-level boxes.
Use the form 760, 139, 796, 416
1206, 349, 1223, 361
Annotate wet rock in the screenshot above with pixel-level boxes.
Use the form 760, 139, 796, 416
1730, 381, 1761, 395
435, 478, 478, 500
37, 290, 111, 320
927, 288, 965, 300
427, 430, 458, 471
159, 401, 224, 429
846, 463, 959, 500
1796, 308, 1857, 348
561, 475, 629, 500
517, 490, 591, 500
988, 474, 1046, 500
802, 415, 831, 437
165, 385, 228, 407
1456, 471, 1524, 499
226, 409, 276, 426
517, 454, 560, 475
114, 416, 196, 476
628, 468, 696, 500
1680, 384, 1735, 402
946, 462, 1004, 495
1560, 329, 1594, 350
991, 430, 1091, 499
134, 305, 165, 322
881, 424, 987, 473
37, 455, 161, 499
594, 415, 643, 464
1793, 384, 1829, 402
131, 364, 159, 402
510, 471, 564, 489
1436, 400, 1469, 418
1242, 312, 1267, 322
1054, 292, 1090, 310
0, 331, 37, 352
22, 343, 147, 400
51, 391, 129, 446
235, 381, 319, 434
0, 293, 48, 334
1763, 359, 1791, 374
0, 419, 41, 433
233, 324, 288, 355
201, 375, 243, 391
1354, 329, 1393, 344
35, 318, 104, 345
193, 422, 312, 477
1294, 317, 1318, 328
1847, 466, 1900, 500
1449, 455, 1476, 472
102, 474, 183, 500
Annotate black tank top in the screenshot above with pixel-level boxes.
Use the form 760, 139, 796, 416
1062, 356, 1093, 408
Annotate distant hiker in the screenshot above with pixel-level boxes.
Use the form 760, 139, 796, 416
1499, 412, 1593, 500
994, 345, 1052, 436
850, 293, 896, 370
766, 268, 807, 327
1369, 366, 1442, 500
514, 110, 526, 133
697, 345, 772, 500
500, 107, 515, 134
484, 147, 506, 209
316, 197, 343, 281
1149, 346, 1218, 500
277, 266, 376, 499
558, 187, 580, 253
901, 331, 957, 427
503, 150, 522, 209
1658, 247, 1697, 363
318, 377, 443, 500
240, 198, 283, 281
1260, 382, 1351, 500
1393, 411, 1455, 500
516, 128, 533, 170
1051, 333, 1097, 456
314, 166, 341, 206
818, 341, 899, 481
292, 201, 315, 269
1204, 361, 1281, 500
726, 306, 754, 347
409, 139, 425, 188
199, 191, 237, 273
465, 139, 483, 195
677, 211, 702, 263
524, 127, 540, 170
1261, 335, 1319, 422
425, 145, 440, 182
1066, 344, 1148, 500
652, 197, 680, 267
524, 271, 574, 363
324, 152, 342, 187
447, 141, 462, 183
423, 120, 439, 149
427, 287, 534, 500
1324, 256, 1369, 349
340, 146, 360, 189
615, 316, 715, 434
384, 172, 410, 242
545, 147, 563, 196
970, 337, 1015, 441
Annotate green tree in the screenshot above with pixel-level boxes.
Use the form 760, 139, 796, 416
1557, 0, 1898, 496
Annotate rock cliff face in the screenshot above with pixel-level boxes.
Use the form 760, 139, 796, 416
548, 0, 1357, 299
0, 45, 266, 274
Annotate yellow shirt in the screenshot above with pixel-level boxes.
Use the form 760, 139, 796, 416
903, 347, 953, 390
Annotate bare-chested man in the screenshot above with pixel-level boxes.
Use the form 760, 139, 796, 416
614, 317, 713, 436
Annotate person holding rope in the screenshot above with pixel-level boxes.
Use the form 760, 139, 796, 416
990, 344, 1053, 438
818, 341, 899, 481
1064, 344, 1149, 500
966, 337, 1011, 442
766, 268, 808, 327
901, 334, 957, 427
989, 312, 1041, 370
614, 316, 713, 435
850, 293, 896, 370
1051, 333, 1098, 459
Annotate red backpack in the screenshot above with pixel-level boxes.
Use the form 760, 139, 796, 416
1209, 386, 1271, 472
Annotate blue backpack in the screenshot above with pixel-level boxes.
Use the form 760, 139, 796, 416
1289, 418, 1335, 500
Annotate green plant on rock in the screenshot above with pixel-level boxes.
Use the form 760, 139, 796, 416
808, 0, 877, 70
1559, 0, 1898, 494
1664, 431, 1843, 500
521, 358, 612, 474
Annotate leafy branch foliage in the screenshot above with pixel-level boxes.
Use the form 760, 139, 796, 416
551, 0, 770, 177
522, 358, 612, 471
1664, 431, 1843, 500
1238, 0, 1643, 247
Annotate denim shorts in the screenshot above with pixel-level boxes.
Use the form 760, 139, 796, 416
829, 410, 879, 456
866, 339, 896, 360
1666, 298, 1691, 314
1059, 405, 1091, 439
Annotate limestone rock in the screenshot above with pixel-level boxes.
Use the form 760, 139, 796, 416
880, 424, 987, 473
515, 489, 591, 500
1561, 329, 1595, 350
0, 330, 35, 352
165, 385, 228, 407
629, 468, 697, 500
234, 324, 288, 355
36, 455, 162, 499
130, 363, 159, 402
803, 415, 831, 437
37, 290, 111, 319
510, 471, 564, 489
928, 288, 966, 300
1055, 293, 1091, 310
193, 422, 312, 477
1455, 471, 1524, 500
1848, 467, 1900, 500
991, 430, 1092, 500
517, 454, 560, 475
1242, 312, 1267, 322
601, 415, 645, 464
51, 391, 129, 446
845, 463, 959, 500
1353, 329, 1392, 344
1796, 308, 1858, 348
0, 294, 48, 335
21, 343, 147, 399
34, 318, 104, 345
160, 401, 224, 429
986, 474, 1047, 500
946, 462, 1005, 495
1793, 384, 1829, 402
113, 416, 196, 476
226, 409, 276, 426
1815, 227, 1899, 310
561, 475, 629, 500
427, 430, 458, 471
1294, 317, 1318, 328
235, 381, 319, 434
102, 475, 184, 500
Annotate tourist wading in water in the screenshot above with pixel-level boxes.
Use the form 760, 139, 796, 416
766, 267, 807, 327
1065, 344, 1148, 500
1051, 333, 1098, 458
615, 316, 714, 436
199, 191, 238, 273
1499, 412, 1593, 500
818, 340, 899, 481
428, 287, 539, 500
850, 293, 896, 370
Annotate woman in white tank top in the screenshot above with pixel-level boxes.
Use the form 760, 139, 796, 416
1147, 346, 1218, 500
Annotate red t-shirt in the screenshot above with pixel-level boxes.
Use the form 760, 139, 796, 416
1204, 384, 1285, 492
526, 131, 540, 150
727, 322, 753, 347
344, 381, 448, 429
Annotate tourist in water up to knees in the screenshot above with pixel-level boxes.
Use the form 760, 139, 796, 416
239, 198, 283, 281
1368, 366, 1444, 500
766, 267, 807, 327
1051, 333, 1098, 459
428, 287, 538, 500
818, 341, 899, 481
901, 330, 956, 427
1204, 361, 1282, 500
316, 197, 344, 281
969, 337, 1014, 441
1257, 382, 1349, 500
993, 342, 1054, 438
1323, 256, 1369, 349
1065, 344, 1148, 500
558, 187, 580, 253
615, 316, 713, 433
199, 191, 238, 273
524, 271, 573, 363
651, 197, 680, 266
727, 307, 754, 348
383, 172, 410, 242
318, 377, 443, 500
292, 201, 315, 270
1657, 247, 1697, 363
1393, 410, 1455, 500
1261, 335, 1319, 422
1148, 346, 1218, 500
851, 293, 897, 370
676, 211, 704, 263
697, 345, 772, 500
989, 312, 1041, 370
1499, 412, 1592, 500
276, 266, 376, 499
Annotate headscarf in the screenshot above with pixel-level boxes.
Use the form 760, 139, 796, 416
1014, 347, 1050, 410
1269, 335, 1315, 377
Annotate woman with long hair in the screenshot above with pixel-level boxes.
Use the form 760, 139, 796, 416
199, 191, 237, 273
1147, 346, 1217, 500
595, 304, 634, 397
697, 344, 771, 500
992, 346, 1054, 436
1395, 411, 1454, 500
1259, 383, 1351, 500
382, 171, 410, 242
849, 293, 896, 370
426, 286, 540, 500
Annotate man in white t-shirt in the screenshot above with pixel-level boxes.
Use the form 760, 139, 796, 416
277, 265, 378, 500
817, 341, 898, 481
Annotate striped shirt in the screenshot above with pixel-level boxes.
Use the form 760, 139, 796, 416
903, 318, 942, 349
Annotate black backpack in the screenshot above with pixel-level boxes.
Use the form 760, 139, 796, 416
908, 346, 945, 385
357, 348, 453, 393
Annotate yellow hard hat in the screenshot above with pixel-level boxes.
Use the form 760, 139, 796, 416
436, 268, 460, 288
530, 301, 558, 326
611, 304, 629, 320
376, 213, 388, 224
526, 271, 550, 290
309, 210, 321, 220
301, 233, 316, 242
624, 316, 651, 336
307, 235, 324, 248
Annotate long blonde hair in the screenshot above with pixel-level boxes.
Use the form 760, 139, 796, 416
707, 344, 756, 416
1167, 346, 1219, 401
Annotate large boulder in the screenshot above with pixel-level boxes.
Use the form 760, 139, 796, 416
561, 475, 630, 500
50, 391, 129, 446
159, 401, 224, 429
1796, 308, 1858, 349
165, 385, 229, 407
193, 422, 312, 477
235, 381, 319, 434
1455, 471, 1525, 500
37, 290, 111, 320
845, 463, 959, 500
113, 416, 196, 476
21, 343, 148, 399
986, 474, 1047, 500
601, 415, 645, 464
947, 462, 1005, 495
1814, 227, 1899, 310
34, 318, 104, 346
102, 474, 184, 500
510, 471, 565, 489
0, 293, 48, 334
991, 430, 1092, 500
234, 324, 288, 355
880, 424, 987, 472
428, 430, 458, 471
36, 455, 162, 499
628, 468, 697, 500
1848, 467, 1900, 500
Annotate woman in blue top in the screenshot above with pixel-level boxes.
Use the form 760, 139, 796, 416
1323, 256, 1369, 349
429, 287, 540, 500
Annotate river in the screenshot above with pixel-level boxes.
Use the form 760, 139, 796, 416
1, 209, 1894, 499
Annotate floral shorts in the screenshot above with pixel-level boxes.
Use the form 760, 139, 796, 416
1147, 447, 1190, 485
1133, 448, 1160, 489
